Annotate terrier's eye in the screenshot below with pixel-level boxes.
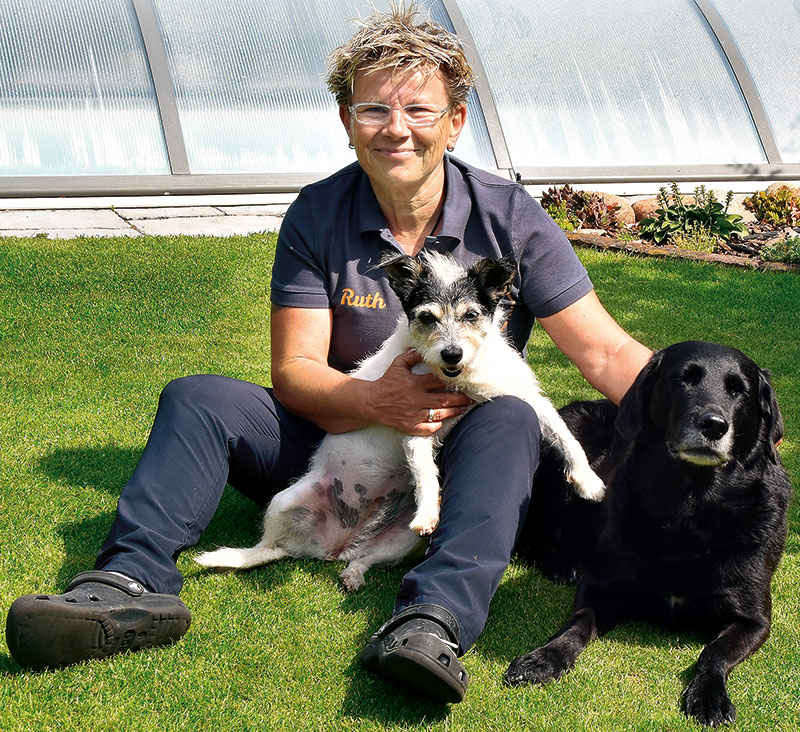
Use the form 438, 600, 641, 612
418, 312, 438, 326
461, 310, 479, 323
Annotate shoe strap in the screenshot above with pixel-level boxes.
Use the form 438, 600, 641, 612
65, 570, 146, 597
374, 603, 461, 647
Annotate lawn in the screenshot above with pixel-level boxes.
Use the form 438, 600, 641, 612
0, 234, 797, 732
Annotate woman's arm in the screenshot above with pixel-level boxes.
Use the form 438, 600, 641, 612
538, 290, 653, 404
270, 305, 471, 435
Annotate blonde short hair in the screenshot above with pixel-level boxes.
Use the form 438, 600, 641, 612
326, 2, 475, 108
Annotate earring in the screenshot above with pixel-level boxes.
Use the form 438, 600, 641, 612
348, 142, 355, 149
446, 145, 455, 152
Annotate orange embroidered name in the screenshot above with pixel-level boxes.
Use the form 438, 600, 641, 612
340, 288, 387, 309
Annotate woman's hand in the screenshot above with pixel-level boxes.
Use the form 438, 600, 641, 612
364, 350, 472, 436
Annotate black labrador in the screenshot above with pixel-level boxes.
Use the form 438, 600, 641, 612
509, 341, 791, 727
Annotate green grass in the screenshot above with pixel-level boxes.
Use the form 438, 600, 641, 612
1, 236, 798, 732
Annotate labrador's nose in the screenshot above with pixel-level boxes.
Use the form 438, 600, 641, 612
697, 411, 729, 441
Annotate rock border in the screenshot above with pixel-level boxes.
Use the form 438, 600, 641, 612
566, 231, 800, 274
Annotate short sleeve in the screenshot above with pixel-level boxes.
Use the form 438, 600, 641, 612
512, 189, 593, 318
270, 194, 331, 308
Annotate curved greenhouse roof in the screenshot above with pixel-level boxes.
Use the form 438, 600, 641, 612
1, 0, 799, 197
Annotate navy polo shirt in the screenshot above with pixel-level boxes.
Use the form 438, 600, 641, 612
271, 156, 593, 373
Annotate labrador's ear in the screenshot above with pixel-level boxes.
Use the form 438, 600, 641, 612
758, 368, 784, 462
615, 350, 664, 441
379, 250, 424, 303
468, 255, 517, 304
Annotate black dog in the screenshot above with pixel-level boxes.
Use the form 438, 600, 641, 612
509, 341, 791, 727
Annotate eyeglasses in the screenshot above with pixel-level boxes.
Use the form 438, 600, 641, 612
348, 102, 450, 127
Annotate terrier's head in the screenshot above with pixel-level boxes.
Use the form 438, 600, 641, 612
380, 250, 516, 381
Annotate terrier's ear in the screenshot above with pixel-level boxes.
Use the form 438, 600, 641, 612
468, 255, 517, 303
615, 350, 664, 441
379, 250, 424, 302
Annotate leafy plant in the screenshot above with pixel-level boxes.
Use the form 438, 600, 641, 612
672, 227, 719, 253
541, 184, 621, 234
544, 201, 581, 232
743, 186, 800, 227
638, 183, 747, 246
760, 236, 800, 264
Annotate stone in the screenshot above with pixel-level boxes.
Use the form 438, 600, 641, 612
632, 195, 695, 222
587, 192, 636, 226
765, 182, 800, 197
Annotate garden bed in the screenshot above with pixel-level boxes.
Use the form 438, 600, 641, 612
566, 230, 800, 273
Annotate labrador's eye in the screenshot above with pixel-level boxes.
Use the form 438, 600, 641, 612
680, 364, 704, 386
725, 374, 746, 397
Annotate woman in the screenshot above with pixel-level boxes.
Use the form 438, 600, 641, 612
6, 6, 651, 703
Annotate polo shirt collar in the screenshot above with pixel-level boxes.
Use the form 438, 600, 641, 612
357, 156, 472, 247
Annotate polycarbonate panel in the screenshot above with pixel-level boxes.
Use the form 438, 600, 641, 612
151, 0, 495, 174
0, 0, 168, 176
457, 0, 766, 168
711, 0, 800, 163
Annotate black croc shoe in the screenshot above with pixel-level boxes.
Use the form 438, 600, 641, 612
5, 570, 191, 670
361, 604, 469, 703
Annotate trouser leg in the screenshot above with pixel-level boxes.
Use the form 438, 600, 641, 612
95, 375, 324, 595
394, 395, 541, 652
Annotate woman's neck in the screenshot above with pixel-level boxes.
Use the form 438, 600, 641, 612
372, 169, 446, 255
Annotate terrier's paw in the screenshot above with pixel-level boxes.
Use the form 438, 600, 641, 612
567, 467, 605, 502
339, 566, 366, 592
410, 510, 439, 536
505, 646, 573, 686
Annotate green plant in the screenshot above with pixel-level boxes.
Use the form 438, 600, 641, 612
743, 186, 800, 227
760, 236, 800, 264
544, 201, 580, 232
672, 227, 719, 253
541, 184, 621, 234
638, 183, 747, 246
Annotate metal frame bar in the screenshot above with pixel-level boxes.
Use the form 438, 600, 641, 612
692, 0, 782, 163
0, 173, 326, 198
131, 0, 191, 174
439, 0, 513, 173
0, 0, 796, 197
513, 163, 800, 187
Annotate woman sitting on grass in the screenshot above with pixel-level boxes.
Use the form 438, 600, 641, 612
6, 3, 651, 703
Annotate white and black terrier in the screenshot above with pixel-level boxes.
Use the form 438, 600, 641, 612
196, 250, 603, 590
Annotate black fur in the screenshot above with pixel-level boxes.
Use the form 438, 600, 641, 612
510, 341, 792, 727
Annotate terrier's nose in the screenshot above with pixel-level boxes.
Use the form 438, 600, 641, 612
441, 346, 463, 365
698, 412, 729, 441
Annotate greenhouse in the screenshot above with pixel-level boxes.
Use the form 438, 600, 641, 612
1, 0, 799, 197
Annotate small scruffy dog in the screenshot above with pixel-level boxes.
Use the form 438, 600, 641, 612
196, 250, 603, 590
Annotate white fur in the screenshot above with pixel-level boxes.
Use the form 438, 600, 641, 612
196, 252, 604, 591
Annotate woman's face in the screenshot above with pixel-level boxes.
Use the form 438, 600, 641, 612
339, 66, 466, 195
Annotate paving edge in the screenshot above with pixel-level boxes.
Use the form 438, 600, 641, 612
566, 231, 800, 274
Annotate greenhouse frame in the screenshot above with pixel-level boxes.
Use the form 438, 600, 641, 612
1, 0, 799, 197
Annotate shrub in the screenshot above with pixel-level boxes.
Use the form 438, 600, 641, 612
541, 184, 621, 235
743, 186, 800, 227
638, 183, 747, 246
760, 236, 800, 264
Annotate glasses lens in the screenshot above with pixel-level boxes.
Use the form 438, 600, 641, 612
351, 103, 445, 126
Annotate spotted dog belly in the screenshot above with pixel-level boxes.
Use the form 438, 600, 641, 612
283, 455, 416, 560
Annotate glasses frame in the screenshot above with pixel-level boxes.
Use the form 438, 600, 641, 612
347, 102, 451, 127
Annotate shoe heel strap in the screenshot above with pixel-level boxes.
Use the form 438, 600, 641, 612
66, 570, 146, 597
